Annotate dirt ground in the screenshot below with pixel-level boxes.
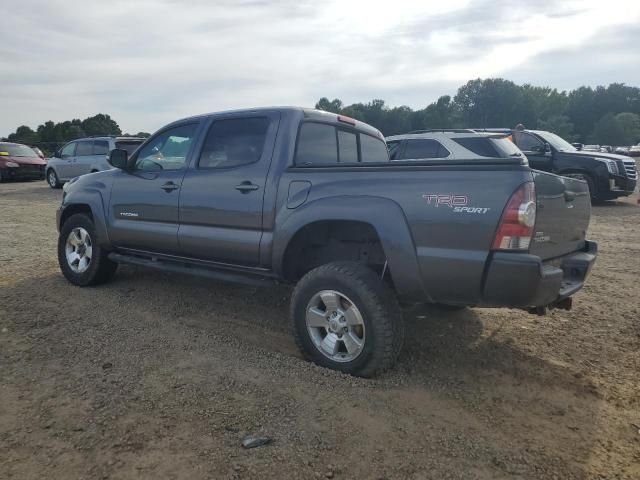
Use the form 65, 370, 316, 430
1, 180, 639, 480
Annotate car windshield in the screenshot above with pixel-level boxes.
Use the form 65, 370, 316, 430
0, 143, 38, 157
534, 131, 577, 152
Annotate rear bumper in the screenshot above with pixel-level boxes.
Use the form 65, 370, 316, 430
482, 240, 597, 308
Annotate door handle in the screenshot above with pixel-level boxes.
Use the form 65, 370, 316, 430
235, 182, 259, 193
161, 181, 179, 192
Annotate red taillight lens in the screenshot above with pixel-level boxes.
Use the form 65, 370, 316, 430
492, 182, 536, 251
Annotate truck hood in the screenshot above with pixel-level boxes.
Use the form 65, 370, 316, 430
567, 150, 630, 162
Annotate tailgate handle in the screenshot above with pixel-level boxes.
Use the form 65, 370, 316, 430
564, 190, 576, 202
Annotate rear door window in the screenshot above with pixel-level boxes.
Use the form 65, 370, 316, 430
199, 117, 270, 168
93, 140, 109, 155
295, 123, 338, 165
360, 134, 389, 163
401, 139, 450, 159
75, 141, 93, 156
453, 137, 500, 157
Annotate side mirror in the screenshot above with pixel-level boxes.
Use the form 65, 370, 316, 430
54, 150, 61, 158
108, 149, 129, 170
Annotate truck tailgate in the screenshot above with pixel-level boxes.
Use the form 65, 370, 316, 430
530, 170, 591, 260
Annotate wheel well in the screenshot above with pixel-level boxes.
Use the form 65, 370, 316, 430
60, 204, 93, 227
282, 220, 388, 283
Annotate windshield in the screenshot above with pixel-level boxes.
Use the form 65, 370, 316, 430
0, 143, 38, 157
115, 140, 144, 156
534, 131, 577, 152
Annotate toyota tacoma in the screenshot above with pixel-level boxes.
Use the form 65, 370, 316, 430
56, 108, 597, 377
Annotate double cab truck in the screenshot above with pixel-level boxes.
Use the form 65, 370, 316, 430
477, 127, 638, 203
56, 108, 597, 377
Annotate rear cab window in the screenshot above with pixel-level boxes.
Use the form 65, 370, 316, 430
294, 122, 388, 166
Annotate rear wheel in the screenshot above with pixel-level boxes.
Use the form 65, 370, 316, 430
47, 169, 61, 189
290, 261, 404, 377
58, 214, 117, 286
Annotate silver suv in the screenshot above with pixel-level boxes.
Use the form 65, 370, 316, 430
386, 129, 526, 162
46, 136, 145, 188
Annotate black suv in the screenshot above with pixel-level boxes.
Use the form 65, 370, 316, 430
477, 128, 637, 202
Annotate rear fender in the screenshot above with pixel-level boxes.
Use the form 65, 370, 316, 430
272, 196, 428, 301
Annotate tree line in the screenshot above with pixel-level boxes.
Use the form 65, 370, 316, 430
1, 114, 149, 155
316, 79, 640, 146
4, 79, 640, 152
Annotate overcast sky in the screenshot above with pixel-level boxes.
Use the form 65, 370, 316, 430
2, 0, 640, 136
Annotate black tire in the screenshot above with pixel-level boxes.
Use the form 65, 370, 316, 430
58, 214, 117, 286
47, 169, 61, 189
290, 261, 404, 377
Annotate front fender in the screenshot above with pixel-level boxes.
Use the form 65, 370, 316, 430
59, 178, 112, 249
272, 195, 429, 301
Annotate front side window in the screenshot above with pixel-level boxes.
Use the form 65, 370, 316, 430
134, 123, 197, 171
513, 132, 544, 152
199, 117, 269, 168
93, 140, 109, 155
360, 134, 389, 163
401, 139, 449, 159
61, 142, 76, 158
295, 123, 338, 165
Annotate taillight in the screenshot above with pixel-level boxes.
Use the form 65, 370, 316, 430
492, 182, 536, 251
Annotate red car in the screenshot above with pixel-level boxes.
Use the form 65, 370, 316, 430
0, 142, 47, 182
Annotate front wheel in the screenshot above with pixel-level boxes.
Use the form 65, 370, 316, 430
58, 213, 117, 286
565, 173, 598, 203
290, 261, 404, 377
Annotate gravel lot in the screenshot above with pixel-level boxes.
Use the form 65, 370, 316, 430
1, 180, 639, 479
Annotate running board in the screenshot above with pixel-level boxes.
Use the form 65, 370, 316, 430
108, 252, 278, 288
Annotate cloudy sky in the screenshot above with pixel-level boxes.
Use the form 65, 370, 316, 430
2, 0, 640, 136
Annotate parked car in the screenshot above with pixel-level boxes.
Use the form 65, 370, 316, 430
614, 146, 630, 155
31, 146, 46, 159
0, 142, 46, 182
46, 136, 145, 188
475, 128, 637, 202
628, 144, 640, 157
386, 129, 525, 162
56, 108, 596, 377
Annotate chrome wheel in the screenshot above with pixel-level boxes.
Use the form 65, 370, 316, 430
65, 227, 92, 273
305, 290, 366, 362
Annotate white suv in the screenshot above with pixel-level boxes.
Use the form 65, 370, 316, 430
46, 136, 145, 188
386, 130, 526, 162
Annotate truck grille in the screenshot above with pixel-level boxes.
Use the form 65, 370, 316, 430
623, 159, 637, 180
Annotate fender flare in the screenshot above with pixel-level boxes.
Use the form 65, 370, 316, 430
60, 181, 111, 249
272, 195, 429, 301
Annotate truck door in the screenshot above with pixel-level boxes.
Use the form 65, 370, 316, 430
108, 122, 200, 254
177, 112, 280, 266
513, 131, 553, 171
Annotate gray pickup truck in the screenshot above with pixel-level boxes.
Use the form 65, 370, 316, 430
56, 107, 597, 377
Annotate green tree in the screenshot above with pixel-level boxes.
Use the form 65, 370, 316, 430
589, 113, 626, 145
614, 112, 640, 145
81, 113, 121, 136
7, 125, 39, 144
537, 115, 576, 141
315, 97, 343, 114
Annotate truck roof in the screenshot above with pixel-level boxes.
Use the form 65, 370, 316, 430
169, 107, 385, 140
